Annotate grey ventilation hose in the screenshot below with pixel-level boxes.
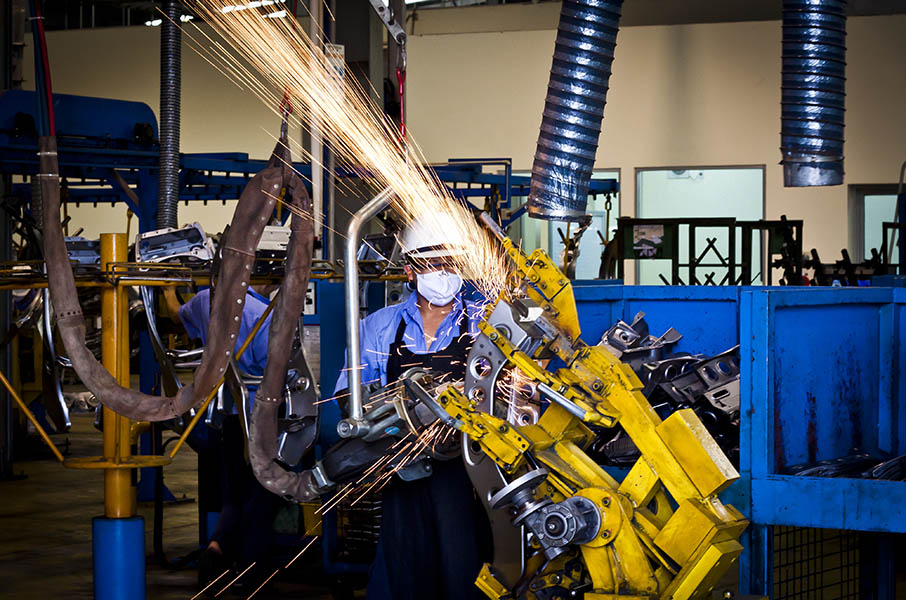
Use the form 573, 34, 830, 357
527, 0, 623, 221
158, 0, 181, 229
780, 0, 847, 187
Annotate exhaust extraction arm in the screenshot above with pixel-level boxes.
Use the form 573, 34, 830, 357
781, 0, 847, 187
527, 0, 623, 221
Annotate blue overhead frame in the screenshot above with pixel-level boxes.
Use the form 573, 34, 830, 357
1, 93, 619, 230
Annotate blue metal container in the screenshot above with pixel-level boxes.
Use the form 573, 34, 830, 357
572, 283, 905, 598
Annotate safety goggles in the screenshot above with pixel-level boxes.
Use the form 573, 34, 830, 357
407, 256, 458, 274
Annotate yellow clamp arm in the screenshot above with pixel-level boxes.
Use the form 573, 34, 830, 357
477, 319, 617, 427
437, 385, 530, 474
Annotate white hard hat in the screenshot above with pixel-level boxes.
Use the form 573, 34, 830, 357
398, 212, 468, 260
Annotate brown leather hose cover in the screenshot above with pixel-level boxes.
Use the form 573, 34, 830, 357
40, 136, 293, 421
248, 169, 320, 502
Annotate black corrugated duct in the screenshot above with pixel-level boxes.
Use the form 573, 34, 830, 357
781, 0, 847, 187
527, 0, 623, 221
158, 0, 181, 228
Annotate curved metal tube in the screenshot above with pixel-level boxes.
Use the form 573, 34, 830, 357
248, 176, 319, 501
781, 0, 847, 187
40, 136, 296, 421
340, 187, 394, 435
527, 0, 623, 221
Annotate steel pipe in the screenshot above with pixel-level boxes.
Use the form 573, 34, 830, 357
781, 0, 847, 187
527, 0, 623, 221
339, 187, 394, 437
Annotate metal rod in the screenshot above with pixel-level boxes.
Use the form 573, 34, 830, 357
343, 187, 393, 429
309, 0, 323, 254
327, 149, 336, 260
537, 382, 587, 421
167, 291, 279, 458
0, 368, 64, 462
100, 233, 135, 518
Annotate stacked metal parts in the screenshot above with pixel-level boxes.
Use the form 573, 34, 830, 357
592, 313, 741, 466
781, 0, 847, 187
527, 0, 622, 221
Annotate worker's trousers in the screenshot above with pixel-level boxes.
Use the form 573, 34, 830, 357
366, 459, 490, 600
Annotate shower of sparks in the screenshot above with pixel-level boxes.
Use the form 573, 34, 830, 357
215, 561, 257, 597
284, 535, 321, 569
233, 418, 459, 598
191, 568, 231, 600
184, 0, 511, 300
244, 534, 321, 599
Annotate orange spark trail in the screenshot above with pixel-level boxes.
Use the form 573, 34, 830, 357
185, 0, 510, 299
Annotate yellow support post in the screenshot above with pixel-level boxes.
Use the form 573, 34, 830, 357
100, 233, 136, 519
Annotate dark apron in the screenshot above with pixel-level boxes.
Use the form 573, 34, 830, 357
367, 311, 490, 600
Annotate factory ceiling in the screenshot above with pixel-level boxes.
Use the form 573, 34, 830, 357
36, 0, 906, 31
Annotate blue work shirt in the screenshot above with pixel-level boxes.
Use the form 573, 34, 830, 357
334, 291, 484, 394
178, 287, 272, 407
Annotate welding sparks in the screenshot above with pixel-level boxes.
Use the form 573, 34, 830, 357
215, 561, 257, 597
191, 569, 232, 600
285, 535, 321, 569
185, 0, 510, 299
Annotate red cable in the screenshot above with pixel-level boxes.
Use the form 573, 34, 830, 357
396, 67, 406, 141
34, 0, 55, 135
279, 90, 293, 115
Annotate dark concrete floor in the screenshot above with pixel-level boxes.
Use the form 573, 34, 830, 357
5, 413, 901, 600
0, 413, 361, 600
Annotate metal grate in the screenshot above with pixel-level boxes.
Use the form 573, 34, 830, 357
773, 526, 860, 600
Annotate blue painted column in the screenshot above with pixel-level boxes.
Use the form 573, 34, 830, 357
135, 169, 165, 502
92, 516, 146, 600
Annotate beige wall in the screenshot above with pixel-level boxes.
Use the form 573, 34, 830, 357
407, 14, 906, 261
24, 11, 906, 258
26, 24, 307, 238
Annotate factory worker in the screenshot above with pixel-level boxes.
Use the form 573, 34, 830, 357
162, 284, 280, 590
334, 213, 491, 600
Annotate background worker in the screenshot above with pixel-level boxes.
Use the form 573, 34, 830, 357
335, 214, 491, 600
161, 284, 280, 589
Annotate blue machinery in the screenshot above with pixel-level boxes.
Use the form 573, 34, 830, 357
4, 92, 906, 596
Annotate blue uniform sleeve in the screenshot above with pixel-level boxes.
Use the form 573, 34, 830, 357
177, 291, 209, 343
244, 317, 271, 378
333, 311, 390, 395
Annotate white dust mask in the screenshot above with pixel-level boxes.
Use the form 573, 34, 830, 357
416, 270, 463, 306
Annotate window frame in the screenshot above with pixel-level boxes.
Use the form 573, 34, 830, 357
847, 184, 899, 261
632, 164, 767, 284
